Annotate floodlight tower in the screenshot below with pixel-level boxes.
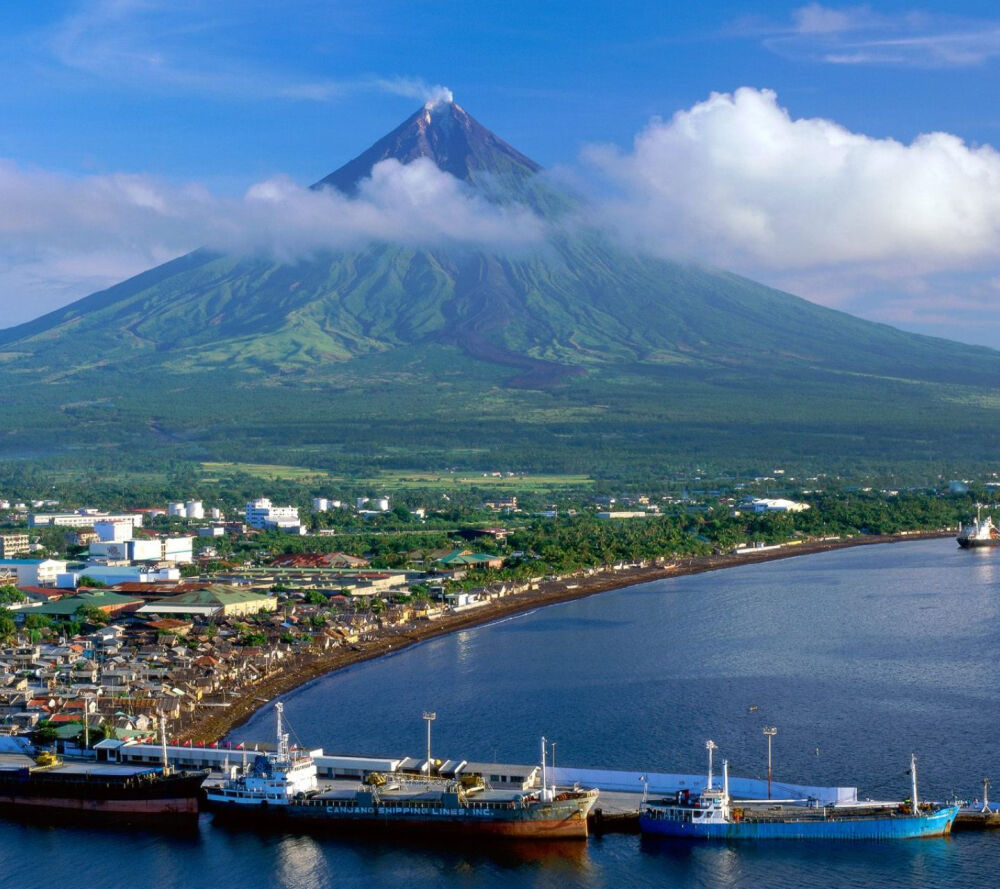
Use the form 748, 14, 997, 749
763, 727, 777, 800
422, 711, 436, 776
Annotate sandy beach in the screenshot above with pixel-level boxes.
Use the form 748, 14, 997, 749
186, 530, 952, 743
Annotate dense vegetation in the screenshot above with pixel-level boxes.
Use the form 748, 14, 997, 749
2, 103, 1000, 480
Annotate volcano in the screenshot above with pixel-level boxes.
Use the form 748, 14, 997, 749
2, 98, 1000, 474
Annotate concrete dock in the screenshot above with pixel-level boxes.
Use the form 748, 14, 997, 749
954, 809, 1000, 831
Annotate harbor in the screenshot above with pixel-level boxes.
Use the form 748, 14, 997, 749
3, 538, 1000, 889
68, 719, 995, 839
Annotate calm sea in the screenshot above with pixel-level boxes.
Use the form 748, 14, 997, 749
3, 538, 999, 888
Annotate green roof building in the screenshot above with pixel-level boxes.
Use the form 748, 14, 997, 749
136, 584, 277, 618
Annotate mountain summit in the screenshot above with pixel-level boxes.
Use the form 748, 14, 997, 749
313, 99, 542, 196
2, 101, 1000, 472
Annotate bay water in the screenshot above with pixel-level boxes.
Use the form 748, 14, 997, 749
3, 538, 999, 888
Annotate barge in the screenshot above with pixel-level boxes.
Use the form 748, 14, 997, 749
0, 752, 205, 818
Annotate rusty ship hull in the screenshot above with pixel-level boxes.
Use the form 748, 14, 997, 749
0, 763, 206, 817
207, 786, 599, 839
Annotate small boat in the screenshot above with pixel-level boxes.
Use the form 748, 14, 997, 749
639, 742, 958, 840
957, 505, 1000, 548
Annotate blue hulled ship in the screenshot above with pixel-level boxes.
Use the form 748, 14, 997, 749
639, 745, 958, 841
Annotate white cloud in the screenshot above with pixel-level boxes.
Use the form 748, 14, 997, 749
10, 82, 1000, 347
586, 87, 1000, 280
756, 4, 1000, 68
791, 3, 866, 35
0, 157, 546, 326
218, 158, 545, 257
45, 1, 452, 104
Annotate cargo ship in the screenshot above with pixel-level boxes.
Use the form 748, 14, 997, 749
957, 506, 1000, 548
204, 704, 599, 839
640, 745, 958, 840
0, 750, 206, 818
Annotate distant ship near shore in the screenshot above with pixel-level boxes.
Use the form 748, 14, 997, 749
957, 506, 1000, 548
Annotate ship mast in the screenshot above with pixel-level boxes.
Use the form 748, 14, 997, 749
159, 711, 171, 776
910, 753, 919, 813
706, 739, 717, 790
276, 702, 288, 761
540, 736, 553, 802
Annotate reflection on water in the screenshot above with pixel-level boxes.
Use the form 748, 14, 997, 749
208, 814, 593, 883
275, 834, 333, 889
965, 545, 1000, 587
4, 540, 999, 889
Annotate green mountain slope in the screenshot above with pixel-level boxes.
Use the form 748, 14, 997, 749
2, 99, 1000, 475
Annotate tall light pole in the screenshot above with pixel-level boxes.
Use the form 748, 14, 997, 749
706, 739, 718, 789
763, 727, 777, 800
422, 711, 436, 776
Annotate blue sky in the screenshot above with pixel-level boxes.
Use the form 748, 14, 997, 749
5, 1, 1000, 347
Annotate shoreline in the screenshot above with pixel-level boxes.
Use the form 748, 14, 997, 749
186, 530, 953, 743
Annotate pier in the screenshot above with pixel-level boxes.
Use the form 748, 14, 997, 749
100, 738, 862, 831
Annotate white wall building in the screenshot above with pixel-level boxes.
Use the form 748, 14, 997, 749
0, 558, 67, 587
94, 520, 134, 543
88, 537, 193, 565
741, 498, 811, 514
58, 565, 181, 588
29, 512, 144, 529
161, 537, 194, 563
245, 498, 300, 530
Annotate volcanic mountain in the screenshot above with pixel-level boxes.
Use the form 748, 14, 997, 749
2, 99, 1000, 474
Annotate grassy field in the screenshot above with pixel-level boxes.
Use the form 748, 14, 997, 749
200, 462, 338, 482
199, 462, 592, 491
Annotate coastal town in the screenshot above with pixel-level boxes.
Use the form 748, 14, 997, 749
0, 483, 966, 751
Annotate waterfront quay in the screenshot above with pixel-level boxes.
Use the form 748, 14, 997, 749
103, 738, 857, 817
94, 737, 1000, 833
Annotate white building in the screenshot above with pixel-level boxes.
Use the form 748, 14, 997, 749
168, 502, 186, 517
161, 537, 194, 563
245, 498, 300, 530
94, 520, 134, 543
88, 537, 193, 565
57, 565, 180, 588
0, 558, 67, 587
185, 500, 204, 520
741, 498, 811, 514
313, 498, 329, 512
29, 511, 144, 529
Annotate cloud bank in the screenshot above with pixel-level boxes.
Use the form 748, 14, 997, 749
585, 87, 1000, 329
0, 157, 546, 324
8, 85, 1000, 345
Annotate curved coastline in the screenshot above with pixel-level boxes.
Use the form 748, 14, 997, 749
189, 530, 952, 743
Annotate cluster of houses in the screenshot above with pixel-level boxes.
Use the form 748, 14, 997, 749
0, 531, 519, 745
